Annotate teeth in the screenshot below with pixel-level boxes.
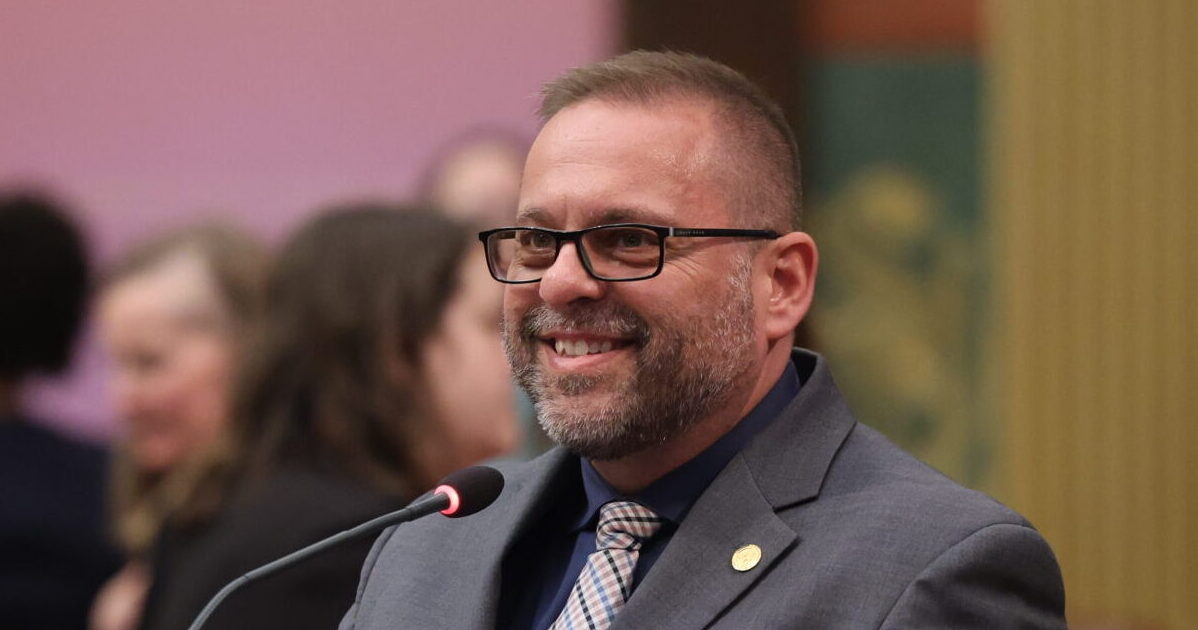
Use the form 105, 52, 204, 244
553, 338, 617, 356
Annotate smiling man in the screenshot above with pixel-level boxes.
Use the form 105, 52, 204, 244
340, 51, 1065, 630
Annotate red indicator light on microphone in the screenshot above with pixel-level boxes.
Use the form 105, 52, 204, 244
435, 484, 461, 516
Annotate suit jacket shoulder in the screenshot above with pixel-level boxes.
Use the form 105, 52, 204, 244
706, 418, 1065, 629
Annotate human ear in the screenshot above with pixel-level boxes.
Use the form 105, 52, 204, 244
758, 231, 818, 342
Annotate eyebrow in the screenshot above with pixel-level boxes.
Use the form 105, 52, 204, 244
515, 205, 672, 227
515, 207, 552, 225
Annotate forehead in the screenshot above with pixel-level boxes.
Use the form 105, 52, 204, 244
99, 255, 221, 334
517, 98, 729, 228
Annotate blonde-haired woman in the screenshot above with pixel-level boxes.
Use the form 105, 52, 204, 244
90, 225, 267, 630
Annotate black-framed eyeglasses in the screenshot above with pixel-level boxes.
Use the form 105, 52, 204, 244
477, 223, 781, 283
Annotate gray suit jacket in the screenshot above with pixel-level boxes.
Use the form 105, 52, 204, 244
341, 350, 1066, 629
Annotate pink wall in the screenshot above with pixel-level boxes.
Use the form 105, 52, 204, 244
1, 1, 615, 441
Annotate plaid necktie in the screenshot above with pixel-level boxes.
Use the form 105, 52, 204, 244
549, 501, 665, 630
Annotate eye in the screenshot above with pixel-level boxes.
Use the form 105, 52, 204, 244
616, 231, 649, 248
517, 230, 556, 250
592, 227, 659, 251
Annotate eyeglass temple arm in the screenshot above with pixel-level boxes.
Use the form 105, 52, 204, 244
668, 228, 781, 238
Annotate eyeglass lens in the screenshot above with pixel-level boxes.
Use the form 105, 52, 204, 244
486, 226, 663, 281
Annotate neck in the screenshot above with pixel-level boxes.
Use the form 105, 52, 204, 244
590, 341, 793, 494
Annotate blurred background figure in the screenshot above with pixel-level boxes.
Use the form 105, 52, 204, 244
90, 225, 268, 630
133, 204, 517, 630
0, 191, 120, 630
419, 130, 527, 229
418, 130, 554, 455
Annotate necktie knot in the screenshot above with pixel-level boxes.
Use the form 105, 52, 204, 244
549, 500, 665, 630
595, 500, 664, 552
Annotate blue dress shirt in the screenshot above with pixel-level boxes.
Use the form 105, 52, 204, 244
500, 362, 801, 629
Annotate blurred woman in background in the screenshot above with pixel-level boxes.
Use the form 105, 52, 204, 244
91, 225, 267, 630
419, 129, 526, 230
135, 203, 517, 630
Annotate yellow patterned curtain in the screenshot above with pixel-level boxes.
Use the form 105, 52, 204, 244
988, 1, 1198, 627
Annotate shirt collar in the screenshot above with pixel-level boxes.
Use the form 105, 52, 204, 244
574, 360, 801, 530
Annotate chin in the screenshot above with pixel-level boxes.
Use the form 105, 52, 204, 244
546, 428, 656, 462
535, 401, 652, 461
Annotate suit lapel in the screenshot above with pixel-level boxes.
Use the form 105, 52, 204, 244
611, 455, 797, 630
611, 350, 857, 630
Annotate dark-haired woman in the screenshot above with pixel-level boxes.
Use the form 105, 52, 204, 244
136, 204, 517, 630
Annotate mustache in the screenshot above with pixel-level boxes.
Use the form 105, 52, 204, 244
515, 302, 650, 341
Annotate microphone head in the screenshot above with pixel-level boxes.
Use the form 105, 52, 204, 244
434, 465, 504, 518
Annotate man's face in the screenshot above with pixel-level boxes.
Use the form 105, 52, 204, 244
503, 98, 762, 460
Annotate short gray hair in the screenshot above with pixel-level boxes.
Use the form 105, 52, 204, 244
538, 50, 801, 231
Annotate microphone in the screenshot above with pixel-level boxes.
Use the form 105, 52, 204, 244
186, 465, 504, 630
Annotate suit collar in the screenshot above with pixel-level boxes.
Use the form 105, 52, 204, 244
741, 348, 857, 510
612, 349, 857, 630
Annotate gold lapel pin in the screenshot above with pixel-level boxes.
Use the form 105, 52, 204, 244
731, 544, 762, 572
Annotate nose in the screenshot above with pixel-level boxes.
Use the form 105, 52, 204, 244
538, 242, 606, 307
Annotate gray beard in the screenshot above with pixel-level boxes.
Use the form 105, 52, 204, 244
503, 261, 756, 460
